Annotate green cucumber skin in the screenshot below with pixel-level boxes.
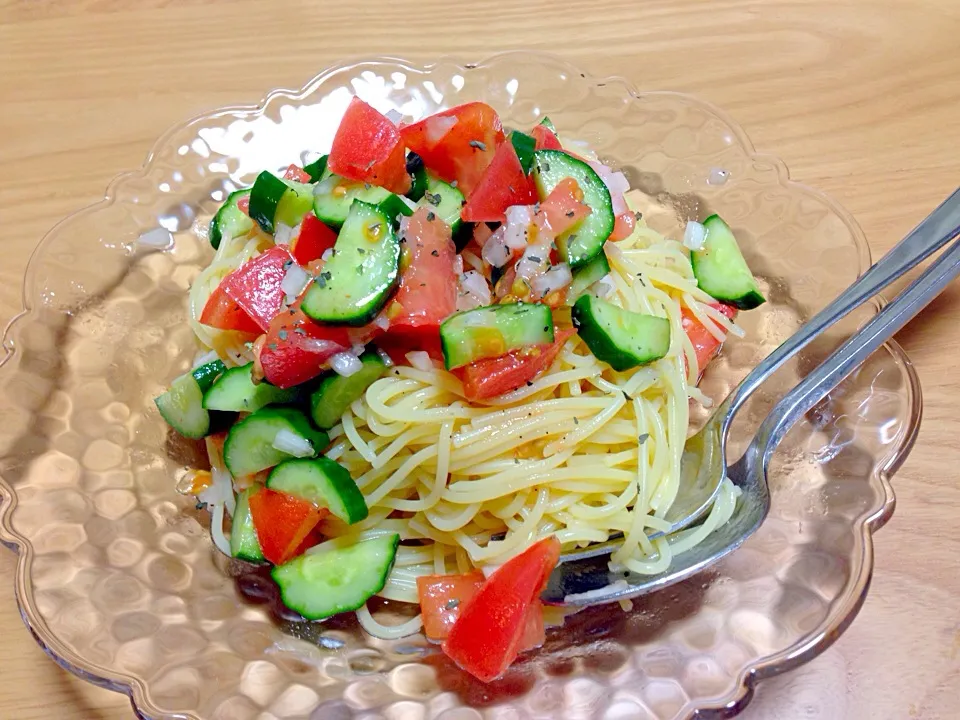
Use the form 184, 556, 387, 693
691, 215, 766, 310
231, 488, 266, 562
439, 302, 555, 370
510, 131, 536, 175
203, 363, 299, 413
405, 152, 428, 202
191, 360, 227, 393
566, 251, 611, 303
249, 172, 314, 234
267, 457, 369, 524
571, 295, 671, 372
272, 534, 400, 620
210, 190, 253, 250
309, 352, 386, 430
532, 150, 614, 269
223, 407, 328, 478
155, 372, 210, 439
303, 155, 328, 183
312, 174, 393, 229
300, 200, 400, 326
418, 175, 466, 238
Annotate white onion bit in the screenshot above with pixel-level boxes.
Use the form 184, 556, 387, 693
425, 115, 457, 145
503, 204, 534, 250
682, 220, 707, 251
274, 222, 298, 245
330, 351, 363, 377
280, 262, 309, 305
405, 350, 435, 372
385, 108, 403, 125
531, 262, 572, 298
457, 270, 492, 311
321, 248, 334, 262
272, 429, 315, 457
480, 226, 511, 268
376, 348, 395, 367
595, 273, 617, 298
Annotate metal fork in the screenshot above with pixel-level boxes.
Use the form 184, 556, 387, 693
545, 188, 960, 605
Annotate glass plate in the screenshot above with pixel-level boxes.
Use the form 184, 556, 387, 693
0, 52, 921, 720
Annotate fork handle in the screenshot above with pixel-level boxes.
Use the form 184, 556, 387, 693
756, 215, 960, 460
725, 188, 960, 421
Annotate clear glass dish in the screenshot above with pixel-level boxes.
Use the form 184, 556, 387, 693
0, 52, 920, 720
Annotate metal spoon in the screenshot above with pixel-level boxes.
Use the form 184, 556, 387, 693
545, 188, 960, 605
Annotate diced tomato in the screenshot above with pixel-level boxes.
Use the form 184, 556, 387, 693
400, 102, 505, 195
531, 124, 563, 151
248, 487, 328, 565
417, 571, 486, 641
682, 302, 738, 373
534, 177, 591, 239
199, 282, 262, 334
259, 302, 381, 388
385, 207, 458, 355
442, 536, 561, 682
609, 211, 636, 241
518, 600, 546, 652
290, 214, 337, 266
237, 195, 250, 214
328, 97, 410, 194
210, 246, 294, 332
283, 164, 312, 183
455, 328, 575, 400
460, 141, 537, 223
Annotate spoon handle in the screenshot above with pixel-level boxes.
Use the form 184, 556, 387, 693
725, 188, 960, 421
756, 209, 960, 460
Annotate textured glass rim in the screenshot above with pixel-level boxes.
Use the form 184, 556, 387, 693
0, 52, 923, 719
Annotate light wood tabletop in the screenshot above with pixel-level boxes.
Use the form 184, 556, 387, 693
1, 1, 959, 718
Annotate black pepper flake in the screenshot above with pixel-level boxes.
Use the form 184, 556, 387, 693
573, 417, 579, 425
623, 391, 630, 400
543, 162, 551, 172
565, 210, 575, 217
315, 275, 327, 288
528, 255, 542, 263
283, 259, 293, 269
431, 249, 439, 257
322, 271, 332, 280
357, 247, 366, 254
356, 265, 364, 274
294, 327, 306, 335
426, 211, 436, 221
634, 211, 643, 221
543, 326, 549, 332
445, 598, 460, 610
269, 343, 278, 351
451, 180, 458, 188
637, 275, 646, 287
638, 433, 650, 444
278, 329, 288, 341
425, 192, 441, 206
468, 140, 487, 151
526, 381, 534, 387
567, 234, 577, 243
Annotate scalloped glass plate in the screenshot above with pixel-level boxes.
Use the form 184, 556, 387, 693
0, 53, 921, 720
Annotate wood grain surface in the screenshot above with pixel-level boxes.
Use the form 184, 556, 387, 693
1, 1, 959, 718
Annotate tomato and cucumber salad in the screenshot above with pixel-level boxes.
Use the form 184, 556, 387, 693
155, 97, 766, 683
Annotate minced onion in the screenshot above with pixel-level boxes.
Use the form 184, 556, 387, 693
274, 222, 299, 246
292, 336, 343, 355
515, 241, 552, 281
321, 248, 334, 262
503, 204, 534, 250
480, 226, 511, 268
425, 115, 458, 145
376, 348, 395, 367
587, 160, 629, 216
330, 351, 363, 377
531, 262, 572, 298
280, 262, 309, 305
192, 349, 219, 369
405, 350, 434, 372
453, 254, 464, 276
372, 314, 391, 332
683, 220, 707, 251
272, 429, 315, 457
457, 270, 492, 311
595, 273, 617, 298
385, 108, 403, 125
210, 502, 231, 557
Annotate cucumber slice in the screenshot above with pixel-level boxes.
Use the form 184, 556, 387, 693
230, 488, 265, 562
312, 173, 393, 229
203, 363, 299, 413
209, 190, 253, 250
154, 360, 227, 439
440, 302, 554, 370
406, 152, 428, 202
302, 154, 328, 183
692, 215, 766, 310
249, 171, 315, 234
572, 295, 670, 371
419, 175, 468, 242
539, 116, 556, 132
267, 457, 368, 524
272, 534, 400, 620
532, 150, 614, 269
301, 200, 400, 326
566, 251, 611, 303
510, 131, 536, 174
223, 407, 328, 477
310, 351, 386, 429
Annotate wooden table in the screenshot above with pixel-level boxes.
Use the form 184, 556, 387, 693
1, 1, 958, 717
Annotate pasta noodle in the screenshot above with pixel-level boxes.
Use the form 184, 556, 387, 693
192, 189, 743, 609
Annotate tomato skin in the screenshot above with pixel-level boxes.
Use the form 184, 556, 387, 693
386, 207, 458, 353
328, 97, 410, 194
400, 102, 505, 195
417, 571, 486, 641
535, 177, 591, 239
259, 302, 381, 388
283, 164, 312, 183
455, 328, 575, 400
199, 283, 262, 334
682, 302, 737, 373
609, 211, 636, 241
210, 246, 294, 332
248, 487, 328, 565
442, 536, 561, 682
460, 141, 537, 223
290, 214, 337, 266
531, 124, 563, 151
